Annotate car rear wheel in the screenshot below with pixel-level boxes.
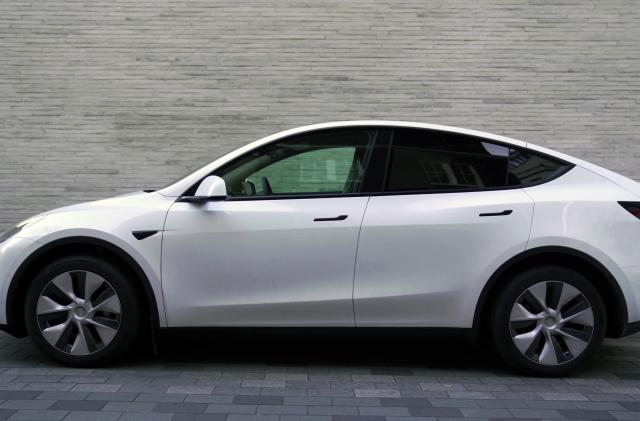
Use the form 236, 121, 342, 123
491, 266, 606, 376
25, 255, 140, 366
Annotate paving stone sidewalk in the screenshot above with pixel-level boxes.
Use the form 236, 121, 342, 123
0, 330, 638, 421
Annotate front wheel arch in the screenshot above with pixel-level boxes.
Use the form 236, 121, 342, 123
473, 246, 628, 342
6, 237, 159, 337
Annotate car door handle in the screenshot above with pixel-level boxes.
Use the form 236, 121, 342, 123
479, 210, 513, 217
314, 215, 348, 222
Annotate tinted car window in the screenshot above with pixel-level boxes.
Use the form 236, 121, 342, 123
216, 129, 377, 197
507, 148, 571, 186
386, 129, 571, 192
386, 129, 511, 191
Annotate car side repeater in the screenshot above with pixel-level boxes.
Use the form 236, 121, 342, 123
619, 202, 640, 219
132, 230, 158, 240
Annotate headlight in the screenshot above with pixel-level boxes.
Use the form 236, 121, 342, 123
0, 216, 44, 244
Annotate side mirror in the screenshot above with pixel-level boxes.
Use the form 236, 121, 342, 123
180, 176, 227, 203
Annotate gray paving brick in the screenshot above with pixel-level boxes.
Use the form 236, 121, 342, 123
429, 399, 479, 408
205, 404, 257, 414
447, 391, 494, 400
24, 383, 74, 392
540, 392, 589, 401
260, 388, 308, 397
226, 416, 279, 421
461, 407, 513, 418
37, 392, 89, 401
119, 384, 168, 393
385, 418, 436, 421
358, 406, 409, 416
241, 380, 285, 388
478, 399, 575, 410
119, 414, 173, 421
281, 417, 330, 421
265, 374, 308, 381
60, 377, 106, 385
214, 387, 260, 396
256, 404, 307, 415
50, 401, 107, 411
308, 406, 359, 416
0, 384, 26, 392
167, 386, 213, 395
354, 390, 400, 398
153, 402, 206, 413
573, 401, 626, 411
332, 398, 380, 407
136, 393, 186, 403
7, 409, 68, 420
233, 396, 284, 405
380, 398, 431, 408
70, 384, 120, 393
309, 390, 356, 398
62, 411, 120, 421
509, 408, 564, 418
186, 395, 234, 404
0, 391, 39, 400
407, 406, 462, 417
85, 392, 139, 402
171, 415, 226, 421
14, 376, 62, 384
0, 400, 55, 410
285, 397, 332, 406
558, 409, 617, 420
101, 401, 156, 413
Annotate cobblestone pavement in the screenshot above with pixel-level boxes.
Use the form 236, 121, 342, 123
0, 330, 638, 420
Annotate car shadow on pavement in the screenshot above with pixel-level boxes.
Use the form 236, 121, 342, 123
146, 328, 504, 372
0, 329, 629, 376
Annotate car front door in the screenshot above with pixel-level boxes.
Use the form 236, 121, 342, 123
354, 128, 551, 328
162, 128, 380, 327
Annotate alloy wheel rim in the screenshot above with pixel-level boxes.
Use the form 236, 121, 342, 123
36, 270, 122, 355
509, 281, 594, 366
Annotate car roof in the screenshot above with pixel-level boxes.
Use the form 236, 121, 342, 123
261, 120, 528, 149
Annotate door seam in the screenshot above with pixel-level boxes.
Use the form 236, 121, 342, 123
521, 188, 536, 251
351, 196, 371, 327
158, 201, 175, 328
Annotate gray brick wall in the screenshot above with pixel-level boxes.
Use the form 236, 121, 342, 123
1, 0, 639, 228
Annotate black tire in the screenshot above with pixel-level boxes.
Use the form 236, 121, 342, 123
491, 265, 606, 376
25, 255, 140, 366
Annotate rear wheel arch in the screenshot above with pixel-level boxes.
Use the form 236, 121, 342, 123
6, 237, 159, 337
473, 246, 628, 341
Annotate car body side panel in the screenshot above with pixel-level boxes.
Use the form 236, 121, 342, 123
0, 237, 39, 325
613, 266, 640, 323
354, 189, 534, 327
527, 143, 640, 200
525, 166, 640, 322
0, 192, 173, 327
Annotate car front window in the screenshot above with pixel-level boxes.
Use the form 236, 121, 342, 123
216, 129, 377, 197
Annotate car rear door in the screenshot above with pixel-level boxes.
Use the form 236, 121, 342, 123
353, 128, 536, 328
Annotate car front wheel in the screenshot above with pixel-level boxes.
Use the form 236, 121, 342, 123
492, 266, 606, 376
25, 255, 140, 366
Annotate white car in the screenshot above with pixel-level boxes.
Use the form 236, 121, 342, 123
1, 121, 639, 375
